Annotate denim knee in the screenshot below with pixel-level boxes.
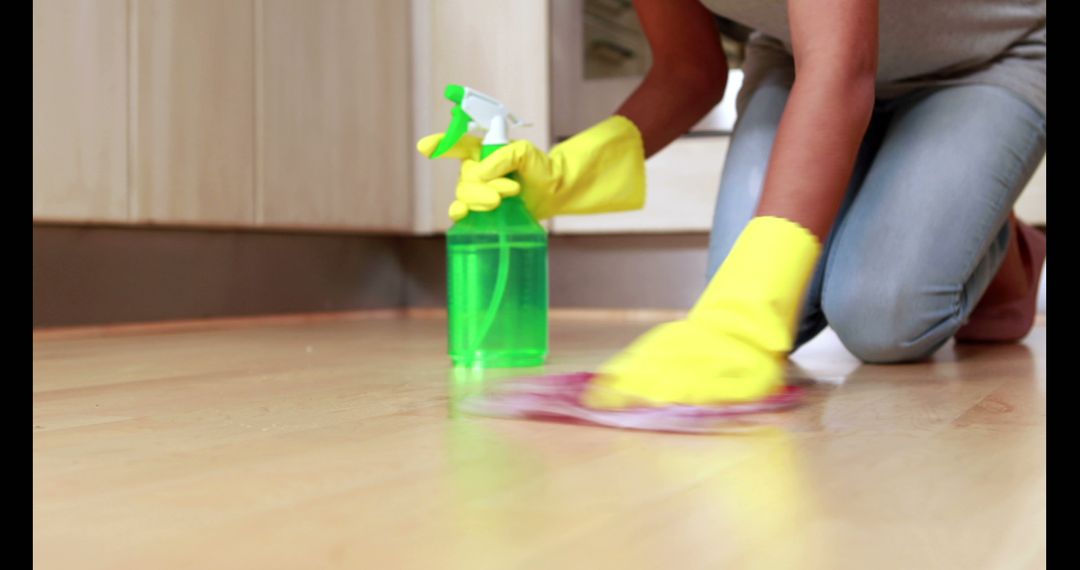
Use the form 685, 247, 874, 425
822, 277, 961, 364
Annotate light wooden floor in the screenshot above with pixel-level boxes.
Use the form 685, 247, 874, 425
33, 312, 1046, 569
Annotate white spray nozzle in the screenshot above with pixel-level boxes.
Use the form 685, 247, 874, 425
459, 86, 529, 146
432, 84, 532, 158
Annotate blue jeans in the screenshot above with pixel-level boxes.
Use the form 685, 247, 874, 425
707, 69, 1047, 363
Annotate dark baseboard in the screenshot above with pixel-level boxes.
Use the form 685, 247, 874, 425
34, 224, 714, 328
33, 225, 405, 328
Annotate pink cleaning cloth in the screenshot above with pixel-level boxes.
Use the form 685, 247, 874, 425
459, 372, 804, 434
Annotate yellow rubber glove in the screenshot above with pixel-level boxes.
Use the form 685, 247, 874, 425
417, 115, 646, 222
582, 216, 822, 408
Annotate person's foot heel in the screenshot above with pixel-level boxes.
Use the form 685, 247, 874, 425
955, 219, 1045, 343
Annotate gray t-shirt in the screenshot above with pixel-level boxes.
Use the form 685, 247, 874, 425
698, 0, 1046, 116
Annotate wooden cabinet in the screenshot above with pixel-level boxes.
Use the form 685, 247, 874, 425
257, 0, 412, 231
33, 0, 414, 232
32, 1, 1045, 234
33, 0, 129, 222
131, 0, 255, 225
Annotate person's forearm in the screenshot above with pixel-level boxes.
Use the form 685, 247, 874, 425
761, 0, 878, 241
616, 67, 727, 158
615, 0, 729, 158
756, 71, 875, 241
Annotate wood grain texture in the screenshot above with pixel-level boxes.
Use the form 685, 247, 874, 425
33, 0, 129, 221
34, 314, 1045, 569
131, 0, 255, 224
257, 0, 412, 231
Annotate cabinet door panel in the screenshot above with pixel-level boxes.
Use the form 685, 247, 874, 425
33, 0, 129, 222
258, 0, 412, 231
132, 0, 255, 224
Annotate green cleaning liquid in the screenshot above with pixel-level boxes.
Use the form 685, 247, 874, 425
430, 84, 548, 368
447, 184, 548, 368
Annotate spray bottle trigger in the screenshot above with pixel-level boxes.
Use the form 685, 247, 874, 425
431, 105, 473, 159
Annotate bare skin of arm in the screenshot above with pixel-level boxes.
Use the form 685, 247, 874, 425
619, 0, 878, 242
615, 0, 729, 158
756, 0, 878, 241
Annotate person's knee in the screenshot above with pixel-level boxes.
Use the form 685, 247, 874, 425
823, 279, 958, 364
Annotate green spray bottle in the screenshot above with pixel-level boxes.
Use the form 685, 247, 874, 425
430, 84, 549, 368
